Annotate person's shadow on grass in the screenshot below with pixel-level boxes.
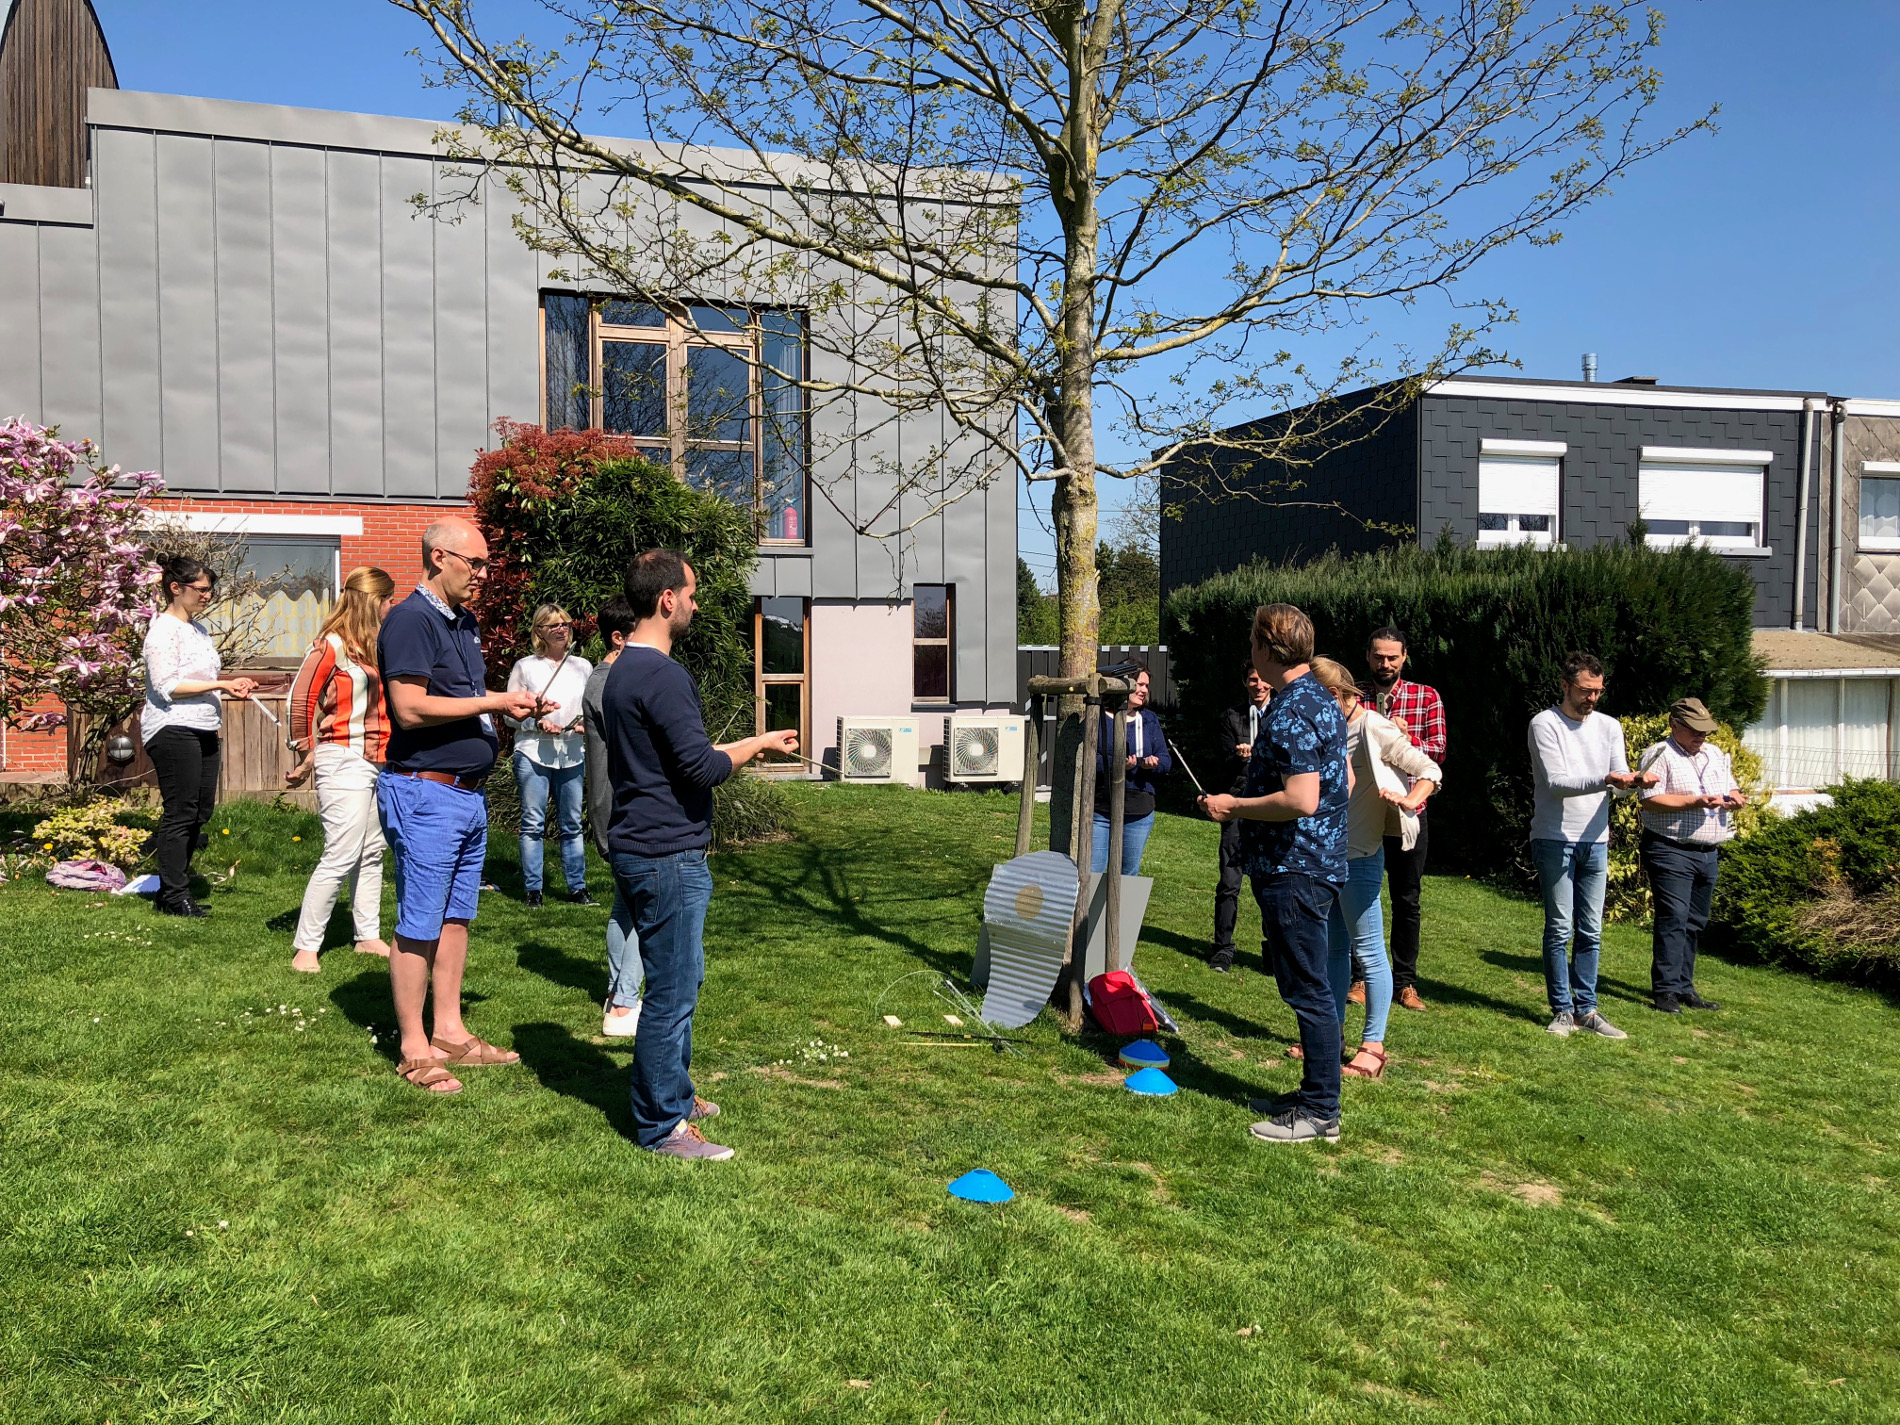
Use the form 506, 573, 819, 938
512, 1021, 635, 1140
516, 939, 608, 1005
327, 966, 495, 1065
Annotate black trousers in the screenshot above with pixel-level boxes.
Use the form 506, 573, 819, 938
1642, 833, 1718, 998
1212, 817, 1267, 961
1382, 808, 1429, 990
146, 726, 220, 901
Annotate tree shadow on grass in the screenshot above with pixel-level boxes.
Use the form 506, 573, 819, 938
516, 938, 607, 1006
1416, 978, 1547, 1026
511, 1019, 635, 1141
1151, 988, 1293, 1047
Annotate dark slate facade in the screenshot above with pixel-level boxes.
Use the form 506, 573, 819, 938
1162, 376, 1828, 630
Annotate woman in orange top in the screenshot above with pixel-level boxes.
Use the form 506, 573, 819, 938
285, 566, 397, 973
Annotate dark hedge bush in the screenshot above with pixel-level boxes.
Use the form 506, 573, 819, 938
1709, 780, 1900, 980
1162, 538, 1768, 878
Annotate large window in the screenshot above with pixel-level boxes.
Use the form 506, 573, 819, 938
1477, 440, 1563, 547
1639, 448, 1769, 552
913, 585, 953, 702
754, 597, 808, 769
1743, 676, 1898, 790
207, 538, 340, 663
543, 295, 807, 544
1861, 464, 1900, 552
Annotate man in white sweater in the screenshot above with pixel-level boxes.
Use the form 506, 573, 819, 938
1526, 652, 1655, 1039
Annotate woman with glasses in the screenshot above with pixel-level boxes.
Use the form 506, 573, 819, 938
505, 604, 595, 907
141, 555, 258, 917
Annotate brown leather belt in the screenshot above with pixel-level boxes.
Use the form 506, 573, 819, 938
389, 768, 487, 792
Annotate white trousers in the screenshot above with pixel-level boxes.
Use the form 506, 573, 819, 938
291, 745, 386, 952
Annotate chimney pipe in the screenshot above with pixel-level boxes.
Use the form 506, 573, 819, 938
1582, 353, 1598, 383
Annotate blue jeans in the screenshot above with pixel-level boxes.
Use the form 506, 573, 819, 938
609, 848, 715, 1148
1531, 838, 1607, 1016
1254, 872, 1342, 1120
515, 753, 587, 894
606, 880, 644, 1007
1089, 811, 1156, 875
1329, 849, 1392, 1044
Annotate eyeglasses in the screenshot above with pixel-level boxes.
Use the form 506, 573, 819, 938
437, 549, 490, 575
539, 622, 573, 631
185, 582, 214, 593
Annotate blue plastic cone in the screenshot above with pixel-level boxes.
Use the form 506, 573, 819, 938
1123, 1067, 1178, 1095
947, 1169, 1015, 1203
1117, 1039, 1170, 1070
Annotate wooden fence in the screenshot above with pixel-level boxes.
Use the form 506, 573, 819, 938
72, 680, 312, 806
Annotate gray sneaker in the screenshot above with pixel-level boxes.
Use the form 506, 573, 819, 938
688, 1095, 720, 1121
650, 1120, 734, 1161
1546, 1012, 1578, 1036
1248, 1108, 1341, 1144
1578, 1010, 1628, 1040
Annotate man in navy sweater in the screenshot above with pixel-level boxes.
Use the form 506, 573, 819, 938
603, 549, 798, 1160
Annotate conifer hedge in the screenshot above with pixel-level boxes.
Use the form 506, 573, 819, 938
1162, 539, 1769, 878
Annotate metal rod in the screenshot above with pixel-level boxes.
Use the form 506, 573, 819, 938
1161, 730, 1207, 797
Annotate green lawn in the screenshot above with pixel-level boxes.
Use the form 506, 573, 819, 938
3, 784, 1897, 1423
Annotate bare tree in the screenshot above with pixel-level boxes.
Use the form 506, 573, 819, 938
397, 0, 1706, 680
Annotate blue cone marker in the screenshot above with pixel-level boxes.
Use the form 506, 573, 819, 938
1118, 1039, 1170, 1070
947, 1169, 1015, 1203
1124, 1066, 1178, 1095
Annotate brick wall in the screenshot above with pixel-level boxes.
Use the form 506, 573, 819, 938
2, 498, 472, 778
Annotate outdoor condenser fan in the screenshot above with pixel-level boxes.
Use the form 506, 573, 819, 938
953, 725, 1002, 778
845, 727, 894, 778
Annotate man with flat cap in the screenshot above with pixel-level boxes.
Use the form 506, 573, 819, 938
1636, 697, 1745, 1014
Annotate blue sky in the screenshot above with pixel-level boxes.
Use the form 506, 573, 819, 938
91, 1, 1900, 587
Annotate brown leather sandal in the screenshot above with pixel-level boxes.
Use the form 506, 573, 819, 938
1342, 1043, 1388, 1079
431, 1034, 521, 1067
397, 1057, 462, 1094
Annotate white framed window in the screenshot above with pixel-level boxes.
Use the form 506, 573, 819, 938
1477, 439, 1563, 547
1638, 447, 1770, 553
1744, 674, 1898, 790
1861, 463, 1900, 552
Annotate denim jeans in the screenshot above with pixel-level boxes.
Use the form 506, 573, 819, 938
1253, 871, 1342, 1120
606, 879, 644, 1007
1329, 849, 1392, 1044
1089, 811, 1156, 875
1530, 838, 1608, 1016
609, 848, 715, 1147
515, 752, 587, 894
1642, 834, 1718, 998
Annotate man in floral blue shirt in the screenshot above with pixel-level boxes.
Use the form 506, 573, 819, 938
1201, 603, 1350, 1144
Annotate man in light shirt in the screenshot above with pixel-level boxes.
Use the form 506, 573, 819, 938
1526, 651, 1655, 1039
1637, 697, 1744, 1015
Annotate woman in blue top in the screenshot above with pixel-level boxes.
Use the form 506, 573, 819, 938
1090, 663, 1171, 875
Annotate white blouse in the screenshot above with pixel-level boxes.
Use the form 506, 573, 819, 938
141, 614, 223, 743
507, 653, 594, 769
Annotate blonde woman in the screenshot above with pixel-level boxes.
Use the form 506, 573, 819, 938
1306, 656, 1441, 1080
507, 603, 595, 907
285, 567, 398, 973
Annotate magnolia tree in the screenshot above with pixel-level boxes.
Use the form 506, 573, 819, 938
399, 0, 1707, 682
0, 419, 164, 781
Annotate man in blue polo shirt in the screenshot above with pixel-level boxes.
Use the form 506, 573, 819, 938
377, 515, 542, 1096
604, 549, 797, 1160
1200, 602, 1351, 1145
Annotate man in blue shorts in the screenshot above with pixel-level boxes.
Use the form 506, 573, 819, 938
1199, 602, 1351, 1145
378, 515, 542, 1095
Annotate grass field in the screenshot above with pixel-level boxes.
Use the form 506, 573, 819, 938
3, 783, 1897, 1423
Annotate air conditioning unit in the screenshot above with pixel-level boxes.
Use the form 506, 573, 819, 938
944, 713, 1026, 784
836, 717, 920, 784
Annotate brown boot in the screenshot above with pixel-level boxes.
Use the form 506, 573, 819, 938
1345, 980, 1366, 1006
1397, 986, 1426, 1011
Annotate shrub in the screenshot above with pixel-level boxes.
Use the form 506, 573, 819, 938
468, 420, 759, 746
1163, 538, 1767, 879
1603, 715, 1772, 924
1710, 780, 1900, 980
31, 797, 156, 870
712, 775, 793, 849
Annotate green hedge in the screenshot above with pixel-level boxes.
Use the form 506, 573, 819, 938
1710, 780, 1900, 980
1162, 539, 1768, 878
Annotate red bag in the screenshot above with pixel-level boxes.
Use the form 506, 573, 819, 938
1087, 970, 1160, 1036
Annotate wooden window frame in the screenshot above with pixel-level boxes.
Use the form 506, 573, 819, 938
754, 597, 811, 772
912, 584, 954, 704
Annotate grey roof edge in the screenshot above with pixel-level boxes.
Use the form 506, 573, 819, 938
84, 88, 1009, 201
0, 182, 95, 226
1429, 373, 1828, 400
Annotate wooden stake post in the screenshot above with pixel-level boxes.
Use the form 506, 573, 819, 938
1020, 670, 1136, 1030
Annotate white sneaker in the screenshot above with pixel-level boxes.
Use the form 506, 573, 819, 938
603, 999, 642, 1038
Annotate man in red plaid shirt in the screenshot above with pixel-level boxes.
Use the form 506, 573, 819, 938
1358, 627, 1445, 1010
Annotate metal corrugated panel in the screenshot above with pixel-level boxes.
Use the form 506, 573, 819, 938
979, 850, 1080, 1029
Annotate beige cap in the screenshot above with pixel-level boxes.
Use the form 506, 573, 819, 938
1669, 697, 1718, 733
